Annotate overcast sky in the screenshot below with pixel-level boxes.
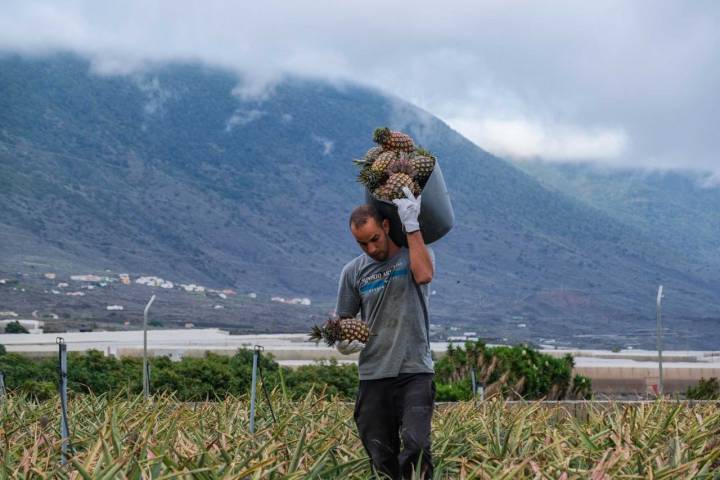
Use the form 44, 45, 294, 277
1, 0, 719, 174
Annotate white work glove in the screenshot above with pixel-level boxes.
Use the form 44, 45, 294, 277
392, 186, 422, 233
336, 339, 365, 355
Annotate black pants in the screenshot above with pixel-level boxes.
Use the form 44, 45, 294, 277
354, 373, 435, 479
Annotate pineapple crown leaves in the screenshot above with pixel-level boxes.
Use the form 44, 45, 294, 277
372, 127, 392, 145
357, 167, 383, 190
386, 157, 417, 178
308, 318, 341, 346
353, 158, 369, 169
415, 146, 436, 160
365, 146, 384, 162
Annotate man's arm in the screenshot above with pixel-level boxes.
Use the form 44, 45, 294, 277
335, 262, 361, 318
335, 262, 365, 355
406, 230, 433, 285
393, 187, 434, 285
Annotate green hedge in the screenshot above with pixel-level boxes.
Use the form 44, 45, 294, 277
434, 341, 592, 400
0, 342, 590, 401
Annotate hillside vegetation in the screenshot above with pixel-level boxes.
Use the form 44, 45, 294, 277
2, 54, 719, 348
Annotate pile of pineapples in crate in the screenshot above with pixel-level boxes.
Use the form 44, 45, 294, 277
356, 127, 436, 201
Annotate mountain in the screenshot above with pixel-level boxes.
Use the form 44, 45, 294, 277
1, 54, 718, 349
513, 161, 720, 275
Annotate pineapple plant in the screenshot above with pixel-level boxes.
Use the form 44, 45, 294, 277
373, 127, 415, 152
309, 317, 371, 346
2, 392, 718, 478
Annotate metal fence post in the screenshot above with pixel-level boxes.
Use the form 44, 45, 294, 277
0, 371, 5, 398
57, 337, 70, 465
143, 294, 156, 400
470, 367, 477, 402
656, 285, 664, 396
249, 346, 260, 434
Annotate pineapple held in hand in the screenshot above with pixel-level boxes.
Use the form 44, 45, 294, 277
309, 317, 370, 346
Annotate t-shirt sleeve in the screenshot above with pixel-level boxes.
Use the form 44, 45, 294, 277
335, 262, 360, 318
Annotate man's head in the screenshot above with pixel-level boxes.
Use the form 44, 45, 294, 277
349, 205, 395, 261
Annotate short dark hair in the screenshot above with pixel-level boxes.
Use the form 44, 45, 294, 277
349, 204, 384, 229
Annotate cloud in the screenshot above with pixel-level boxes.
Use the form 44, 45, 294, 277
0, 0, 718, 173
224, 109, 265, 131
134, 76, 173, 116
447, 117, 628, 161
312, 135, 334, 156
698, 172, 720, 189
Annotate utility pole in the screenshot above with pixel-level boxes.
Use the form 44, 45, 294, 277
656, 285, 664, 396
143, 294, 156, 400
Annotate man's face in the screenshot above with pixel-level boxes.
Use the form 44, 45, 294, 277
351, 218, 391, 261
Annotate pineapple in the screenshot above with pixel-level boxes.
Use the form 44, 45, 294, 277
373, 184, 393, 201
386, 153, 417, 178
357, 164, 383, 190
309, 317, 371, 346
356, 128, 430, 199
364, 146, 384, 163
373, 127, 415, 152
384, 172, 419, 200
410, 152, 435, 183
371, 151, 397, 174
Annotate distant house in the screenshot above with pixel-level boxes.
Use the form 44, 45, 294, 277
106, 305, 124, 311
288, 297, 311, 306
447, 336, 467, 342
181, 283, 205, 293
71, 274, 103, 282
118, 274, 130, 285
136, 276, 174, 289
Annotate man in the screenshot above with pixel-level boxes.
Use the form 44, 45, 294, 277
335, 187, 435, 479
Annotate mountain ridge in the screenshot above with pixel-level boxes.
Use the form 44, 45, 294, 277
1, 53, 718, 348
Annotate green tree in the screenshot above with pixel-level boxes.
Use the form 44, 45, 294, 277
435, 340, 591, 400
4, 321, 29, 334
686, 377, 719, 400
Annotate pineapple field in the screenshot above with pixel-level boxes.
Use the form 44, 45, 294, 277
1, 393, 719, 479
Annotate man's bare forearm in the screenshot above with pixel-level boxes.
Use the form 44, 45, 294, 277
406, 230, 433, 284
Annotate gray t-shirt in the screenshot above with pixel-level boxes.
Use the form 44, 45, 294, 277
335, 247, 435, 380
